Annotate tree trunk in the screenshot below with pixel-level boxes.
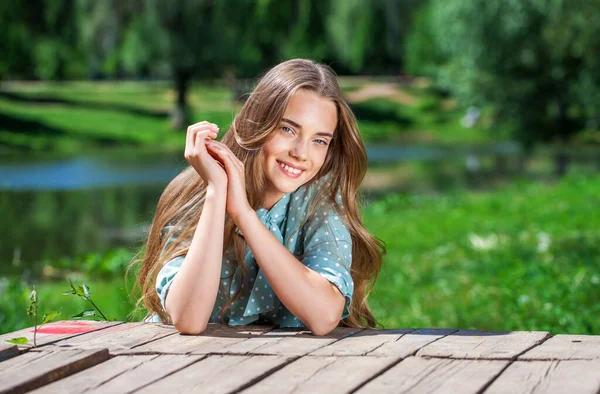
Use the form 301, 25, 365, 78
172, 69, 191, 130
554, 150, 570, 177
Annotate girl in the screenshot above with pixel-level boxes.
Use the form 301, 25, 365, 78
133, 59, 385, 336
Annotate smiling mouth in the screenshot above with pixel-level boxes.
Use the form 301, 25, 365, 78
277, 160, 304, 177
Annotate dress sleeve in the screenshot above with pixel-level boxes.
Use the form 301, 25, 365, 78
155, 226, 185, 312
301, 208, 354, 320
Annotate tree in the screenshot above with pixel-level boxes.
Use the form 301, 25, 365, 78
407, 0, 600, 173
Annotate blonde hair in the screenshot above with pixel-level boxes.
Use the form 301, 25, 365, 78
129, 59, 386, 328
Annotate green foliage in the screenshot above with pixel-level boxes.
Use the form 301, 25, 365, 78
63, 279, 110, 321
6, 337, 28, 345
5, 285, 60, 346
407, 0, 600, 148
1, 275, 140, 335
364, 173, 600, 334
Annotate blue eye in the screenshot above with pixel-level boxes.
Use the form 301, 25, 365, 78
281, 126, 294, 134
315, 139, 328, 146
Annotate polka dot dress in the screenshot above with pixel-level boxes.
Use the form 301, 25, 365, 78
152, 179, 354, 328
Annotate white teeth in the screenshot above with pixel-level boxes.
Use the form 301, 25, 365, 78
279, 162, 301, 175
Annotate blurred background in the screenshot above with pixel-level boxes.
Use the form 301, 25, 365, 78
1, 0, 598, 335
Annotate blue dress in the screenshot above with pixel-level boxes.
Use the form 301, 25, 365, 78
151, 179, 354, 328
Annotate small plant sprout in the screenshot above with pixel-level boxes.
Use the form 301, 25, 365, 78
6, 286, 60, 347
63, 278, 110, 321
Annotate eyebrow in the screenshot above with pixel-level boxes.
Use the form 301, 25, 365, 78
281, 118, 334, 138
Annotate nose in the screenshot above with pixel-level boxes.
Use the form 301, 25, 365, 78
290, 138, 308, 161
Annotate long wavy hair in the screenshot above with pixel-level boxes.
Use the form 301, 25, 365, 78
129, 59, 386, 328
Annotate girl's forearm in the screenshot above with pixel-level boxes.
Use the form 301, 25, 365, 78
165, 185, 227, 334
235, 210, 345, 336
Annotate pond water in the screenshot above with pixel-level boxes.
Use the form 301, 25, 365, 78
2, 141, 595, 276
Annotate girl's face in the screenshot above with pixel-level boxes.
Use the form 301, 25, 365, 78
261, 89, 338, 209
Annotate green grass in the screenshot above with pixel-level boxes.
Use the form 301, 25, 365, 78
0, 81, 238, 155
0, 80, 511, 156
364, 173, 600, 334
2, 173, 599, 335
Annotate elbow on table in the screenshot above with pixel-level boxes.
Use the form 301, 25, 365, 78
169, 311, 209, 335
307, 316, 339, 336
172, 317, 208, 335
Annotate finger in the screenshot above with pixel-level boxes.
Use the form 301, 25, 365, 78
186, 123, 218, 157
206, 143, 240, 175
193, 129, 219, 152
188, 122, 219, 143
207, 140, 243, 169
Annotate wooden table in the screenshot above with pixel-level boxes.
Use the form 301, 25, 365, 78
1, 321, 599, 393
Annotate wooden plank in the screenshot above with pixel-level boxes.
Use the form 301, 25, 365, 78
44, 322, 177, 354
220, 327, 363, 356
29, 354, 205, 394
354, 356, 509, 394
139, 355, 293, 394
240, 355, 401, 394
486, 360, 600, 394
417, 330, 550, 359
309, 328, 414, 356
0, 348, 109, 394
369, 328, 458, 357
0, 320, 121, 349
125, 323, 276, 355
0, 342, 19, 362
519, 334, 600, 360
311, 328, 456, 357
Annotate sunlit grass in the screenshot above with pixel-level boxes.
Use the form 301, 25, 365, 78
365, 173, 600, 334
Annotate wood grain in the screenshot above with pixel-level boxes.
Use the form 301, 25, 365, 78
0, 341, 19, 362
45, 322, 177, 354
0, 348, 109, 394
138, 355, 293, 394
0, 320, 121, 349
220, 327, 363, 356
486, 360, 600, 394
309, 329, 414, 356
519, 335, 600, 360
240, 355, 401, 394
29, 354, 205, 394
126, 323, 276, 354
355, 356, 509, 394
417, 330, 550, 359
369, 328, 457, 357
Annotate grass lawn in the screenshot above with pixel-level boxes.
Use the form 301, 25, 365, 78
364, 173, 600, 334
2, 173, 598, 335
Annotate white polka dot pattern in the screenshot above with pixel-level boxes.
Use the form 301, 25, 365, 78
154, 177, 354, 328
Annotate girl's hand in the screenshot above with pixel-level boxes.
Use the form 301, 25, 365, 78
205, 140, 253, 222
184, 121, 226, 188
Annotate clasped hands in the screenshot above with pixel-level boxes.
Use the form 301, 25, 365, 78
184, 121, 252, 222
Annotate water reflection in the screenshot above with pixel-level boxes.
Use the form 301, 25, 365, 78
1, 143, 597, 276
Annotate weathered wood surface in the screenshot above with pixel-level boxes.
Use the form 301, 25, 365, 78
485, 360, 600, 394
416, 329, 551, 360
0, 342, 18, 362
0, 348, 109, 394
126, 323, 277, 355
0, 320, 120, 349
139, 355, 293, 394
240, 355, 401, 394
355, 356, 510, 394
42, 322, 177, 355
519, 334, 600, 360
29, 354, 205, 394
1, 321, 599, 394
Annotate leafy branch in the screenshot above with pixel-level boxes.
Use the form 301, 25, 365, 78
63, 278, 110, 321
7, 286, 60, 347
